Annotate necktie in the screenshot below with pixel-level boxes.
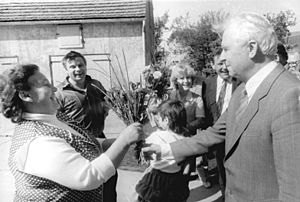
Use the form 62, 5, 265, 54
217, 80, 227, 117
235, 87, 248, 121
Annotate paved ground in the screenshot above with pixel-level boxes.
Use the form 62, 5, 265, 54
0, 112, 222, 202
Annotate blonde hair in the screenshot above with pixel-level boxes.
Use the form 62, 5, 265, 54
170, 61, 196, 89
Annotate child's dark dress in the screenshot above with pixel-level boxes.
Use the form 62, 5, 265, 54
136, 168, 189, 202
135, 130, 190, 202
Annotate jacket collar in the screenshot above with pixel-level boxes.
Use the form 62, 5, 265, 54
225, 64, 285, 160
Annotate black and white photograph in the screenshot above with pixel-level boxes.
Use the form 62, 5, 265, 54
0, 0, 300, 201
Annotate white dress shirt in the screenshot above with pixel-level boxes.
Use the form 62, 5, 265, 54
216, 76, 233, 114
15, 113, 115, 191
245, 61, 277, 102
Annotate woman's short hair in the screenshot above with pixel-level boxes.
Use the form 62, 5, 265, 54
157, 99, 187, 134
0, 64, 39, 122
226, 13, 278, 56
170, 61, 196, 89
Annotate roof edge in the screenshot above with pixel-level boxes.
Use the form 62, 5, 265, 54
0, 17, 145, 26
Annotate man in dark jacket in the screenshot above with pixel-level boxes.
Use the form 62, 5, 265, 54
56, 51, 117, 202
201, 50, 240, 197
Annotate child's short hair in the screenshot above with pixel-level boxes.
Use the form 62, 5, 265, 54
157, 99, 187, 135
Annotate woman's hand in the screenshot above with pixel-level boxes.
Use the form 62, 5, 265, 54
119, 123, 144, 146
105, 123, 144, 168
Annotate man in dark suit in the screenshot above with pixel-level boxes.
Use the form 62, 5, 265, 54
200, 51, 240, 196
143, 13, 300, 201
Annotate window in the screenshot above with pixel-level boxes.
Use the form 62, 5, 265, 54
0, 56, 19, 74
57, 24, 83, 49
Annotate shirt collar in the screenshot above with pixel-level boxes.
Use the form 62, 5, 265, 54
22, 112, 83, 136
61, 75, 92, 92
217, 75, 232, 84
245, 61, 277, 101
22, 112, 57, 123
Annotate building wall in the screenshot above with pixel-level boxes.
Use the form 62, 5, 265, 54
0, 21, 146, 88
0, 21, 149, 133
144, 0, 155, 65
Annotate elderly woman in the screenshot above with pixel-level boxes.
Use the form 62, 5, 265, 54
170, 61, 206, 135
0, 64, 143, 202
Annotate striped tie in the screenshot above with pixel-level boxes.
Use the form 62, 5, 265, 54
217, 80, 227, 117
235, 87, 248, 121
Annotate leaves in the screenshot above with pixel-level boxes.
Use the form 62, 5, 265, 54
168, 10, 229, 72
142, 64, 171, 99
264, 10, 296, 44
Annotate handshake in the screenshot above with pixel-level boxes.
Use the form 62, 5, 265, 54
118, 122, 162, 162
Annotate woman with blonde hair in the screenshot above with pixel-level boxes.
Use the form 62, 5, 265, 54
169, 61, 206, 135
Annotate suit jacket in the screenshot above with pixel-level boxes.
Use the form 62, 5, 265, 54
202, 75, 240, 127
170, 64, 300, 201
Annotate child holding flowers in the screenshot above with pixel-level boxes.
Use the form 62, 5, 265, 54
134, 99, 190, 202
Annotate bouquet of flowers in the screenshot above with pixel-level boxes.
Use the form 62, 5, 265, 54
105, 85, 149, 126
142, 64, 171, 128
100, 52, 151, 164
102, 52, 171, 164
105, 85, 150, 163
142, 64, 171, 100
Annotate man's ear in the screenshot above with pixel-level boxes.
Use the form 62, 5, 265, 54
248, 40, 258, 59
18, 91, 33, 102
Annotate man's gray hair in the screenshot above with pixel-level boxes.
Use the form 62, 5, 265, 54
226, 13, 278, 56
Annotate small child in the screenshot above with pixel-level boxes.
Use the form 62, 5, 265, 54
135, 99, 190, 202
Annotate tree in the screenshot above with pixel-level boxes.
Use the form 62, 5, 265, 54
153, 12, 169, 64
168, 10, 229, 72
264, 10, 296, 44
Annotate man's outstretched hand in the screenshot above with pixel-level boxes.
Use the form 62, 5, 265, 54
141, 143, 162, 161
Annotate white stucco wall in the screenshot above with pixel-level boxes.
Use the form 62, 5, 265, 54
0, 21, 146, 84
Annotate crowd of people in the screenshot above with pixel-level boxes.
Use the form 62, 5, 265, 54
1, 12, 300, 202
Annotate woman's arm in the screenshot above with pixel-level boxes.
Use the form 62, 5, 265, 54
97, 138, 116, 151
17, 136, 115, 191
187, 95, 207, 133
104, 123, 143, 168
16, 123, 143, 191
